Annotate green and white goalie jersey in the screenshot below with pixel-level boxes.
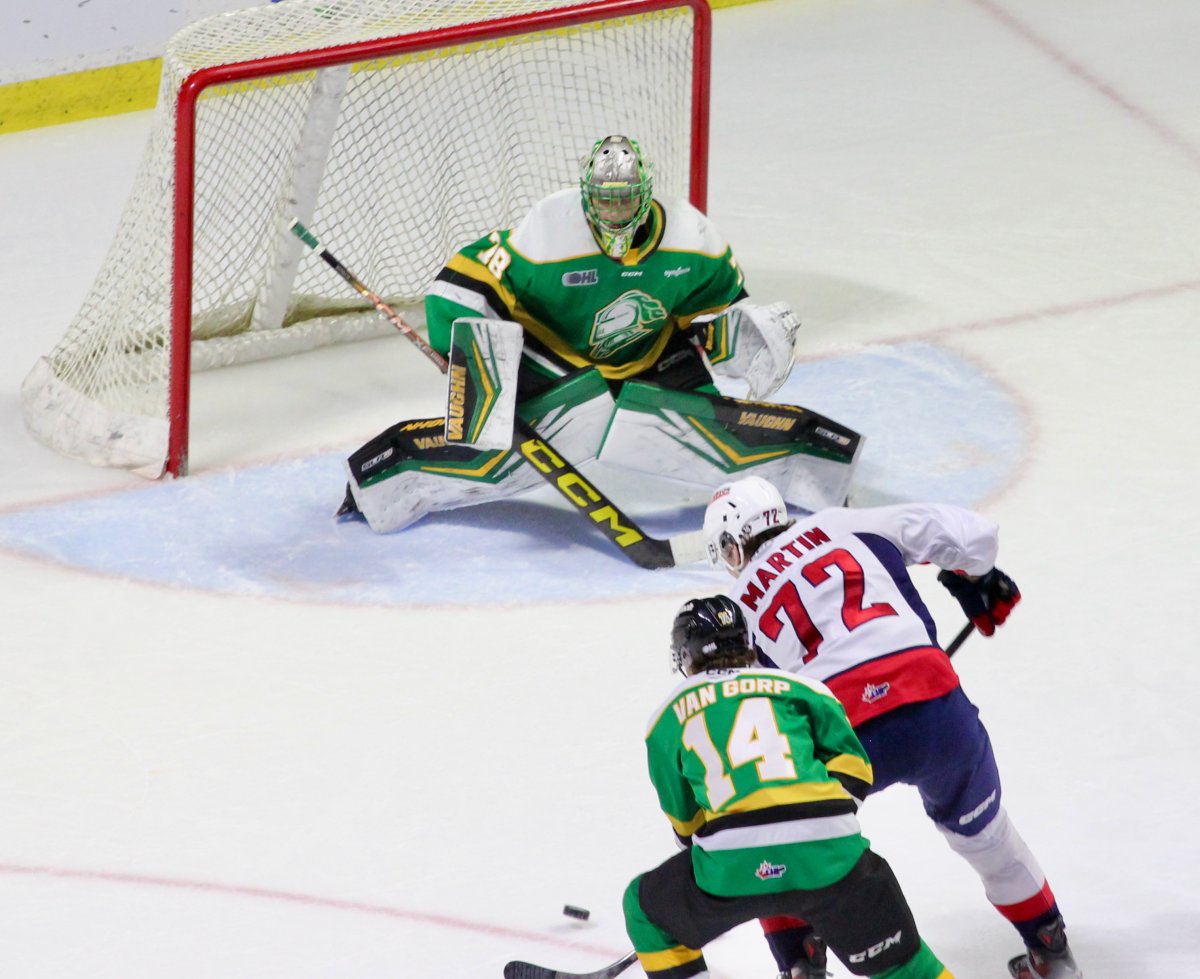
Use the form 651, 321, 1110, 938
425, 188, 748, 381
644, 668, 875, 896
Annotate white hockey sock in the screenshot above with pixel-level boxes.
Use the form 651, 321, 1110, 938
938, 807, 1048, 909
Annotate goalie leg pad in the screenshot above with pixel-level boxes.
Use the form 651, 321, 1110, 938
346, 370, 614, 533
345, 418, 530, 533
444, 317, 524, 451
597, 381, 863, 512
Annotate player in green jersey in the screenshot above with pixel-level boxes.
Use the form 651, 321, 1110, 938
337, 136, 861, 536
622, 596, 953, 979
426, 135, 745, 391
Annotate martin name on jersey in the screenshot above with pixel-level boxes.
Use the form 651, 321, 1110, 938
731, 503, 1000, 726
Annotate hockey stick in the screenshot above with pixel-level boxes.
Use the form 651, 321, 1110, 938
944, 621, 974, 658
503, 949, 638, 979
289, 219, 706, 569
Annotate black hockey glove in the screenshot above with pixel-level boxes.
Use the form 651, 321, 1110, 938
937, 567, 1021, 637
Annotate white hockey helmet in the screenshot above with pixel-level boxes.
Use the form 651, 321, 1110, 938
580, 135, 653, 259
703, 476, 790, 575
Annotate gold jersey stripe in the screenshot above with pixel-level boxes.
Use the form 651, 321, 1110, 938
444, 252, 519, 313
518, 311, 680, 380
666, 808, 707, 838
719, 780, 854, 814
824, 753, 873, 785
667, 779, 856, 838
637, 945, 704, 971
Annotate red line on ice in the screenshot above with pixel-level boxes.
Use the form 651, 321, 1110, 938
0, 862, 621, 956
925, 278, 1200, 339
968, 0, 1200, 170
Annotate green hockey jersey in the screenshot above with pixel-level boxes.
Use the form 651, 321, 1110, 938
424, 189, 747, 381
644, 668, 874, 896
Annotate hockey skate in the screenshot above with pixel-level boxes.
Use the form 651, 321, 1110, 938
775, 933, 829, 979
335, 482, 365, 522
1007, 917, 1082, 978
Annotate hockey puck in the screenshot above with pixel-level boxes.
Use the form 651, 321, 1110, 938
562, 904, 591, 921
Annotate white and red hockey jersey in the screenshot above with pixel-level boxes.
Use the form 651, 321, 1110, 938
730, 502, 999, 726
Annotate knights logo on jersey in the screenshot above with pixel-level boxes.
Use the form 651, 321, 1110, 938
588, 290, 668, 360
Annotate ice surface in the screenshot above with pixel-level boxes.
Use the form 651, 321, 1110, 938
0, 1, 1197, 976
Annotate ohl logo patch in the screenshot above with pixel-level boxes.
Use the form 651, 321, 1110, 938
588, 290, 667, 360
563, 269, 598, 287
862, 681, 890, 704
754, 860, 787, 880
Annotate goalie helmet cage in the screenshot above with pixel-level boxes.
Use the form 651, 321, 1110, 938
22, 0, 712, 478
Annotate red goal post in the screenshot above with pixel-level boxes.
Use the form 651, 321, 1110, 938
23, 0, 712, 477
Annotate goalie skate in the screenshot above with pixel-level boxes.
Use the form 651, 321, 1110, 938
335, 482, 364, 521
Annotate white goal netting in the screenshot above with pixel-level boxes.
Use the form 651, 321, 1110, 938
23, 0, 706, 475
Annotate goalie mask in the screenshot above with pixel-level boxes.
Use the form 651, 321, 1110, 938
581, 135, 653, 260
671, 595, 753, 675
703, 476, 791, 576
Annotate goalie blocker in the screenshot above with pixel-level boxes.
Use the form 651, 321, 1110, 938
443, 318, 524, 452
343, 369, 861, 535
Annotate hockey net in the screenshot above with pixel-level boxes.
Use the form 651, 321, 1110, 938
23, 0, 710, 476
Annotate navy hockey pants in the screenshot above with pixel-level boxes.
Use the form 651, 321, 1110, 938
854, 686, 1003, 837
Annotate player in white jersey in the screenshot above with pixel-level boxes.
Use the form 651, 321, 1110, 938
702, 477, 1083, 979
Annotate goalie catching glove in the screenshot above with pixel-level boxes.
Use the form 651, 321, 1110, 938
937, 567, 1021, 636
693, 300, 800, 400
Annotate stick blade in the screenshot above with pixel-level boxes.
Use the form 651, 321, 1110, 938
503, 950, 637, 979
623, 537, 678, 570
504, 962, 552, 979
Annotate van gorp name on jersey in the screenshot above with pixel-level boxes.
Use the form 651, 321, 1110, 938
672, 676, 793, 724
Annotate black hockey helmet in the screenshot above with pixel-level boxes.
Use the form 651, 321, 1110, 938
670, 595, 753, 675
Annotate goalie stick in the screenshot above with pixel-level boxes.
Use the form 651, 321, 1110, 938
503, 949, 638, 979
288, 219, 706, 569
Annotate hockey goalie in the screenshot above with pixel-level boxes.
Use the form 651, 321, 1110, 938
337, 135, 863, 534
